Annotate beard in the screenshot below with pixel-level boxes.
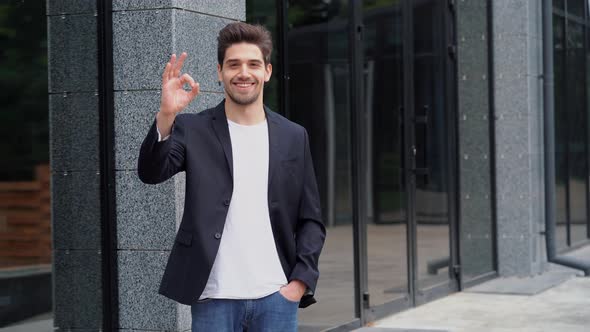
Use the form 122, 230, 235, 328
225, 80, 262, 106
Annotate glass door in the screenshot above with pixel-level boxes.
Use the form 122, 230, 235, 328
283, 1, 358, 329
251, 0, 460, 326
413, 0, 458, 304
362, 0, 409, 314
363, 0, 458, 319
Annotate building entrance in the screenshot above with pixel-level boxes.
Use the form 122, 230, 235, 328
361, 0, 459, 320
250, 0, 460, 328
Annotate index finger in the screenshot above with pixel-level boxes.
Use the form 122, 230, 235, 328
173, 52, 188, 78
167, 53, 177, 81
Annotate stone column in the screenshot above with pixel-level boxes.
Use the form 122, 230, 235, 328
48, 0, 104, 330
456, 1, 496, 280
493, 0, 546, 276
112, 1, 244, 330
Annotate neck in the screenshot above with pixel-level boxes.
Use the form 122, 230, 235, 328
224, 97, 266, 125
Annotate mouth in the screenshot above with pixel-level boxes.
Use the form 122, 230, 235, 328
232, 81, 256, 91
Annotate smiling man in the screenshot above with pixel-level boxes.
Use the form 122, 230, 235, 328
137, 22, 326, 331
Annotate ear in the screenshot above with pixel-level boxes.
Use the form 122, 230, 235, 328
217, 63, 222, 82
264, 63, 272, 82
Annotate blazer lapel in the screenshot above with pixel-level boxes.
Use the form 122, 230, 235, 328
211, 102, 233, 179
265, 106, 281, 188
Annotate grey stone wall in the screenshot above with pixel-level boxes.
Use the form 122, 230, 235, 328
492, 0, 546, 276
112, 1, 243, 330
457, 0, 547, 280
49, 0, 244, 330
48, 0, 104, 330
456, 1, 495, 281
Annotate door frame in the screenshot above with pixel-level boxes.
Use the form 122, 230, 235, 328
356, 0, 461, 323
276, 0, 461, 327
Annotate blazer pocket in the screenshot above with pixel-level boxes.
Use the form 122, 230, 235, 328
175, 228, 193, 246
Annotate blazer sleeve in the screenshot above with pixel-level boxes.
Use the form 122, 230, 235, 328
289, 128, 326, 300
137, 115, 186, 184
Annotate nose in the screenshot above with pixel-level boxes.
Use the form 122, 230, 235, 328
238, 64, 248, 76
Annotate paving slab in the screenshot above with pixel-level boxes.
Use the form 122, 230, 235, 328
2, 318, 51, 332
353, 328, 448, 332
374, 276, 590, 332
465, 270, 577, 295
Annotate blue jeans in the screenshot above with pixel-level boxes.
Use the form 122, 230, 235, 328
191, 291, 299, 332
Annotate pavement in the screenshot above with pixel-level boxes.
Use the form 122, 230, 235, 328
4, 244, 589, 332
360, 246, 590, 332
7, 265, 589, 332
1, 313, 51, 332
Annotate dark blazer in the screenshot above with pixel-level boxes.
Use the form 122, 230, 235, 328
137, 101, 326, 308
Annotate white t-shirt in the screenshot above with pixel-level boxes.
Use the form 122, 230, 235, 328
199, 119, 288, 299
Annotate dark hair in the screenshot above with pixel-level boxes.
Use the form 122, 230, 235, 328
217, 22, 273, 67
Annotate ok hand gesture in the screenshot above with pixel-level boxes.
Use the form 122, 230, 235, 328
160, 52, 200, 116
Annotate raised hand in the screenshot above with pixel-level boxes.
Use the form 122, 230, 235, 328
157, 53, 199, 137
160, 52, 200, 116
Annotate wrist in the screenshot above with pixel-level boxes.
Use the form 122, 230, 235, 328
157, 110, 176, 121
156, 111, 176, 138
289, 280, 307, 295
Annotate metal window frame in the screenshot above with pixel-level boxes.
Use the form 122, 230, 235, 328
487, 0, 500, 278
97, 0, 118, 330
585, 0, 590, 241
349, 0, 369, 323
553, 0, 590, 250
564, 0, 573, 247
401, 0, 418, 310
444, 0, 462, 293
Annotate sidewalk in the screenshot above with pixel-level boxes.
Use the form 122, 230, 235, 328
4, 247, 589, 332
1, 313, 51, 332
360, 247, 590, 332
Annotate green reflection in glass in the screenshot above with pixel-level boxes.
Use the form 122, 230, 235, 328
0, 1, 48, 181
246, 0, 280, 112
566, 20, 588, 245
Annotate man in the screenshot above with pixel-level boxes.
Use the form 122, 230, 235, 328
137, 22, 326, 331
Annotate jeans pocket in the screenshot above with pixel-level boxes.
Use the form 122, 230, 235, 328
277, 290, 300, 304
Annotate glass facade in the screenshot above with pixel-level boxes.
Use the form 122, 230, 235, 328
0, 0, 52, 327
363, 0, 408, 308
247, 0, 493, 328
412, 0, 452, 294
553, 0, 590, 250
285, 1, 357, 327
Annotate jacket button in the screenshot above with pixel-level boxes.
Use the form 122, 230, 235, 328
223, 199, 230, 206
214, 232, 221, 239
